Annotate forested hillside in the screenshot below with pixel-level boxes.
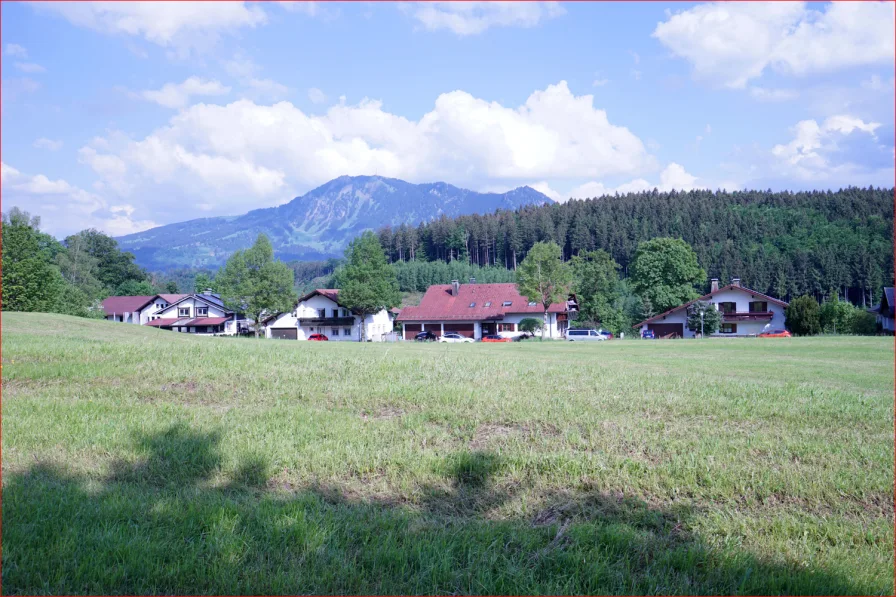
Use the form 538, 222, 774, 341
376, 187, 894, 305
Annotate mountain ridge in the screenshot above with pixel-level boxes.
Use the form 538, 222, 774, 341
115, 175, 553, 271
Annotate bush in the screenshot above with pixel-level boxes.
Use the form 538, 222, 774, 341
518, 318, 542, 334
819, 297, 854, 334
785, 295, 821, 336
850, 311, 878, 336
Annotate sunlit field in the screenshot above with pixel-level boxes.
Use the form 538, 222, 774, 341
2, 312, 893, 595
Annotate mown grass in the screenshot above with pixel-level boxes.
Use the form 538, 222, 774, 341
2, 312, 893, 595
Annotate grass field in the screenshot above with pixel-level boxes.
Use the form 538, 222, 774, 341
2, 312, 893, 595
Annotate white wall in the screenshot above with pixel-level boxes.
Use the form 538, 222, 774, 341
155, 297, 227, 320
497, 312, 559, 338
265, 294, 391, 341
644, 287, 787, 337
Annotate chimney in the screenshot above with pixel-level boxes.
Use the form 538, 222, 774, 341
469, 277, 476, 285
451, 280, 460, 296
710, 278, 719, 293
731, 277, 741, 287
204, 288, 214, 295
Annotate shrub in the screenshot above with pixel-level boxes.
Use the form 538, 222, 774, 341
785, 295, 821, 336
850, 311, 878, 336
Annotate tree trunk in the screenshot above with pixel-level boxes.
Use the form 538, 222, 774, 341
542, 308, 548, 341
359, 314, 366, 342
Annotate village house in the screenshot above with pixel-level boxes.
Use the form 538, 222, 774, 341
102, 291, 248, 335
869, 287, 894, 334
634, 277, 788, 338
264, 289, 394, 341
396, 279, 577, 340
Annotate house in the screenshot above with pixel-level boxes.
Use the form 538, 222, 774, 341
869, 287, 894, 333
634, 277, 788, 338
264, 289, 394, 341
103, 290, 249, 335
396, 279, 578, 340
102, 293, 187, 325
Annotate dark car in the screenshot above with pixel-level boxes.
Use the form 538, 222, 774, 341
641, 329, 655, 339
513, 333, 533, 341
308, 333, 328, 341
415, 331, 437, 342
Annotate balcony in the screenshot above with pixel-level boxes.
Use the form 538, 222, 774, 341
297, 316, 355, 326
722, 311, 773, 322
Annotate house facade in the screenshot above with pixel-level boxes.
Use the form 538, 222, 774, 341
102, 293, 188, 325
396, 280, 577, 340
870, 287, 894, 333
264, 289, 394, 341
144, 292, 244, 335
635, 278, 788, 338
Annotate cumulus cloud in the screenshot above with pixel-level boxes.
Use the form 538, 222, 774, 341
654, 2, 896, 88
771, 114, 880, 170
308, 87, 327, 104
77, 81, 654, 224
30, 1, 268, 56
748, 86, 798, 102
409, 1, 564, 35
138, 77, 231, 109
33, 138, 63, 151
568, 163, 706, 200
0, 161, 157, 236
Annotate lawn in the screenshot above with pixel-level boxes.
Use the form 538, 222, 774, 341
2, 312, 893, 595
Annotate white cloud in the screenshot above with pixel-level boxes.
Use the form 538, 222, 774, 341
861, 74, 895, 91
79, 81, 655, 223
409, 1, 564, 35
278, 1, 320, 16
14, 62, 45, 73
568, 163, 703, 199
748, 86, 799, 102
221, 53, 289, 100
5, 43, 28, 58
0, 161, 157, 236
30, 2, 268, 56
771, 114, 882, 180
654, 2, 896, 88
308, 87, 327, 104
139, 77, 231, 109
33, 138, 63, 151
592, 78, 609, 87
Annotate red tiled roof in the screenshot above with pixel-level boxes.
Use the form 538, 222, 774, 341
397, 283, 567, 323
634, 284, 788, 328
146, 316, 230, 328
102, 295, 157, 315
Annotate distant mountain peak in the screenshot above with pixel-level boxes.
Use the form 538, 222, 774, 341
116, 176, 553, 271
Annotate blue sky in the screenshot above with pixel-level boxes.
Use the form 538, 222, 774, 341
2, 1, 894, 238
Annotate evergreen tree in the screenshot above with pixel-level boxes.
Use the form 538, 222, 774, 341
785, 295, 822, 336
686, 300, 722, 336
337, 231, 401, 342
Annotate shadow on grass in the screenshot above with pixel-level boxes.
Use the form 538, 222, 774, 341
2, 423, 878, 595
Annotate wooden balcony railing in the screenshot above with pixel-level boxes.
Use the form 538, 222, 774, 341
297, 316, 355, 326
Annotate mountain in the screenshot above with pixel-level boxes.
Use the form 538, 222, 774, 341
115, 176, 553, 271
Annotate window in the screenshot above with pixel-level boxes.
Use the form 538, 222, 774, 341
502, 301, 512, 307
332, 328, 339, 336
344, 328, 351, 336
318, 309, 326, 318
498, 323, 516, 332
484, 302, 491, 307
178, 307, 190, 317
717, 302, 736, 314
749, 301, 768, 313
197, 306, 208, 317
469, 302, 476, 307
720, 323, 737, 334
189, 327, 196, 333
528, 301, 537, 306
332, 308, 339, 318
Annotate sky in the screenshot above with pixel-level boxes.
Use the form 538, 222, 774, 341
1, 1, 894, 239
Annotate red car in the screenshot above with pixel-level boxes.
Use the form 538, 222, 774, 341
759, 329, 791, 338
308, 333, 329, 341
481, 334, 512, 343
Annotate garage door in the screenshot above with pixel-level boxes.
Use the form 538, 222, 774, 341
270, 328, 298, 340
649, 323, 683, 339
403, 324, 421, 340
444, 323, 475, 338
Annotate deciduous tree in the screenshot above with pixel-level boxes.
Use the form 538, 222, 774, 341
516, 241, 572, 340
337, 231, 401, 342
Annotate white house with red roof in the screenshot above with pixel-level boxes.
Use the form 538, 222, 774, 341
102, 291, 247, 335
396, 279, 577, 340
264, 289, 394, 341
634, 278, 789, 338
102, 293, 188, 325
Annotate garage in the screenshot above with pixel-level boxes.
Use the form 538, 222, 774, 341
403, 323, 421, 340
444, 323, 474, 338
648, 323, 683, 339
270, 328, 298, 340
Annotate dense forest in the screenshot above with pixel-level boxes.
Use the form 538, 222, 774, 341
375, 187, 894, 306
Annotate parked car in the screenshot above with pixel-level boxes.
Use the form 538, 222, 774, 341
308, 333, 328, 341
567, 328, 606, 341
482, 334, 512, 343
415, 330, 437, 342
641, 329, 655, 339
759, 329, 792, 338
438, 332, 474, 343
598, 330, 614, 340
513, 333, 533, 341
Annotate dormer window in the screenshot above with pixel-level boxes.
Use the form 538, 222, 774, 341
502, 301, 512, 307
484, 302, 491, 307
469, 302, 476, 307
528, 301, 537, 306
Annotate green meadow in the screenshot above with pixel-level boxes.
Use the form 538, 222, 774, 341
2, 312, 893, 595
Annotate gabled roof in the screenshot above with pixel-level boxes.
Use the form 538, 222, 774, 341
163, 293, 233, 314
882, 288, 894, 314
101, 295, 157, 315
634, 283, 788, 329
397, 283, 567, 323
298, 288, 342, 306
158, 293, 189, 304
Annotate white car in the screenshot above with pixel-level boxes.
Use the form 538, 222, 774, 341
566, 328, 607, 341
438, 332, 474, 343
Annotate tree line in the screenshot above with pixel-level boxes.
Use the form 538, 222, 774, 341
374, 187, 894, 306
